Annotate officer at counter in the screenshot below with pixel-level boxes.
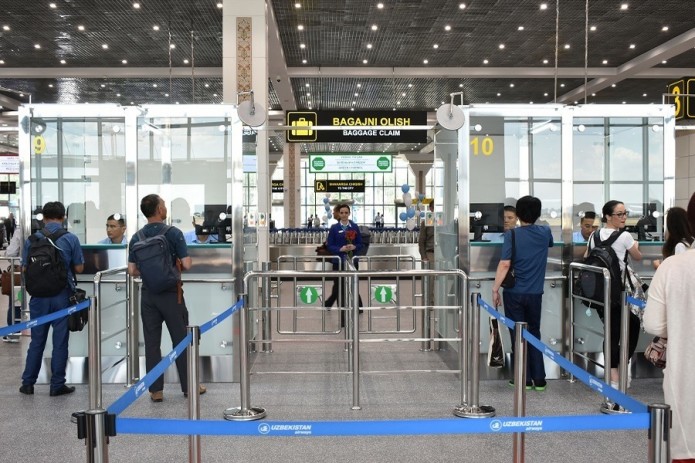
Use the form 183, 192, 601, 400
572, 211, 597, 242
183, 214, 219, 244
98, 214, 127, 244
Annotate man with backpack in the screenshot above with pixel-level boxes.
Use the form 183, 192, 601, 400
128, 194, 205, 402
20, 201, 84, 396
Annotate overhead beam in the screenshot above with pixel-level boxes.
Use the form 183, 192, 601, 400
558, 27, 695, 103
267, 0, 296, 110
0, 91, 23, 110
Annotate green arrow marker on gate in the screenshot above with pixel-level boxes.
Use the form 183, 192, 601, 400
300, 287, 319, 304
374, 286, 393, 304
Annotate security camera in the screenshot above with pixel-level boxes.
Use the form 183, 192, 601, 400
275, 75, 281, 83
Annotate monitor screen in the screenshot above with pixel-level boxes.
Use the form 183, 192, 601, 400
470, 202, 504, 240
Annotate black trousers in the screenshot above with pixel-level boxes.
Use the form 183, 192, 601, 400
597, 301, 640, 368
141, 288, 189, 393
324, 264, 363, 326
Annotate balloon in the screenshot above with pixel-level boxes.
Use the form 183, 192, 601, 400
401, 184, 410, 194
323, 197, 329, 204
399, 212, 407, 222
407, 207, 416, 218
325, 204, 331, 212
406, 218, 416, 230
420, 211, 425, 218
418, 193, 425, 202
402, 192, 412, 207
322, 215, 328, 222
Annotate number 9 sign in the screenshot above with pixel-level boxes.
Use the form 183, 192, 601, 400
33, 135, 46, 155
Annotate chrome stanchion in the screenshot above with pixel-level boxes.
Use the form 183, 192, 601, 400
352, 269, 361, 410
599, 270, 618, 414
187, 326, 201, 463
648, 403, 671, 463
126, 275, 140, 387
260, 262, 272, 353
84, 409, 109, 463
454, 292, 495, 418
223, 299, 267, 421
512, 321, 528, 463
87, 296, 102, 409
420, 260, 432, 352
454, 283, 470, 413
618, 291, 630, 393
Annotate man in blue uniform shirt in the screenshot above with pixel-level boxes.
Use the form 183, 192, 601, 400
98, 213, 127, 244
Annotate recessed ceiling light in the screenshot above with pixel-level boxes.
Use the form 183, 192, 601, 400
423, 59, 428, 64
205, 83, 209, 87
611, 84, 617, 88
357, 83, 362, 88
662, 60, 667, 64
305, 83, 310, 87
602, 59, 608, 64
544, 92, 548, 96
408, 83, 412, 88
483, 59, 489, 64
498, 44, 505, 49
540, 3, 548, 10
213, 93, 217, 97
459, 3, 466, 9
564, 44, 570, 49
169, 44, 175, 49
497, 93, 501, 96
629, 44, 635, 49
295, 3, 301, 8
590, 25, 596, 31
591, 93, 596, 97
183, 59, 189, 64
560, 83, 565, 87
518, 26, 524, 31
101, 84, 106, 88
153, 83, 158, 88
0, 60, 4, 64
622, 101, 626, 104
643, 93, 647, 97
377, 3, 384, 9
459, 83, 463, 88
133, 2, 140, 9
102, 44, 109, 49
433, 44, 439, 49
165, 93, 169, 97
34, 44, 41, 49
300, 43, 306, 49
298, 25, 304, 31
116, 93, 121, 97
371, 24, 378, 31
302, 59, 307, 64
542, 59, 549, 64
661, 26, 669, 32
60, 59, 66, 64
444, 25, 451, 31
153, 25, 159, 31
49, 3, 57, 8
401, 92, 406, 97
217, 2, 223, 8
367, 43, 373, 49
362, 59, 368, 64
620, 3, 628, 10
121, 59, 127, 64
509, 83, 515, 88
77, 25, 85, 31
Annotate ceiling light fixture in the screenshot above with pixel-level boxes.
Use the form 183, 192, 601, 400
590, 25, 596, 31
540, 3, 548, 10
102, 44, 109, 49
611, 84, 617, 88
408, 83, 412, 88
629, 44, 635, 49
377, 3, 384, 8
133, 2, 140, 9
169, 43, 175, 49
542, 59, 548, 64
2, 25, 9, 31
602, 59, 608, 64
643, 93, 647, 97
661, 26, 669, 31
357, 83, 362, 88
77, 25, 85, 31
662, 60, 667, 64
116, 93, 121, 97
0, 60, 5, 65
371, 24, 378, 31
121, 59, 127, 64
60, 59, 66, 64
483, 59, 488, 64
302, 59, 307, 64
518, 26, 524, 31
183, 59, 189, 64
49, 2, 56, 8
362, 59, 368, 64
153, 25, 159, 31
423, 59, 428, 64
564, 44, 570, 49
305, 83, 310, 87
101, 84, 106, 88
295, 2, 301, 8
498, 44, 505, 49
459, 83, 463, 88
620, 3, 628, 10
444, 25, 451, 31
433, 44, 439, 49
459, 3, 466, 9
367, 43, 372, 49
298, 25, 304, 31
509, 83, 515, 88
34, 44, 41, 49
300, 43, 306, 49
217, 2, 223, 8
497, 93, 501, 96
153, 83, 158, 88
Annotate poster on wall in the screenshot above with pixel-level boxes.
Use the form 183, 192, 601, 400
0, 155, 20, 174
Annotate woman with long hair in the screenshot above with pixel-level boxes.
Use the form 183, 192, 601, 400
654, 207, 693, 269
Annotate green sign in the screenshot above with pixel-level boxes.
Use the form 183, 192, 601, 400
309, 154, 392, 173
373, 286, 394, 304
299, 286, 320, 305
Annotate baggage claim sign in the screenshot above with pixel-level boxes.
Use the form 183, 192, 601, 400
286, 110, 428, 143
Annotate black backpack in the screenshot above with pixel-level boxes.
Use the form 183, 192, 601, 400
25, 227, 69, 297
574, 230, 626, 309
131, 225, 180, 293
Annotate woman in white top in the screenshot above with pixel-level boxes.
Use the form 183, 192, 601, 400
653, 207, 693, 269
585, 200, 642, 387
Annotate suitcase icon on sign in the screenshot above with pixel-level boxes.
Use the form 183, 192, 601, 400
291, 118, 313, 136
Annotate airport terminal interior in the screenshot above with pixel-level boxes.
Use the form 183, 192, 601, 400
1, 0, 694, 461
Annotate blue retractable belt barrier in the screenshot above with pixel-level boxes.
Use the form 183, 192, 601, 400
116, 412, 649, 436
107, 300, 243, 416
477, 295, 648, 414
626, 295, 646, 309
0, 299, 90, 337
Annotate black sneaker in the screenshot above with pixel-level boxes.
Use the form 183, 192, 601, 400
508, 380, 533, 390
49, 385, 75, 396
19, 384, 34, 395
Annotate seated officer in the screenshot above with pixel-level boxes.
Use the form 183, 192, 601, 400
184, 214, 219, 244
483, 205, 518, 242
572, 211, 597, 242
98, 214, 127, 244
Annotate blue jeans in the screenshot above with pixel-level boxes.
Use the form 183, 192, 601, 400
502, 292, 546, 384
21, 288, 72, 391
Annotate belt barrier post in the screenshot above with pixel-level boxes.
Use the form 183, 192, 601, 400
454, 292, 495, 418
260, 262, 272, 353
618, 291, 629, 393
568, 266, 576, 383
420, 260, 432, 352
453, 285, 469, 412
223, 299, 267, 421
648, 403, 671, 463
187, 326, 201, 463
352, 269, 361, 410
600, 269, 614, 413
126, 275, 140, 386
88, 296, 102, 409
85, 409, 109, 463
512, 321, 528, 463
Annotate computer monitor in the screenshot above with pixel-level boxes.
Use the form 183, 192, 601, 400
470, 202, 505, 241
201, 204, 231, 242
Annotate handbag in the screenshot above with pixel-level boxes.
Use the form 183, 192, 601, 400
500, 229, 516, 289
623, 260, 649, 322
67, 288, 88, 332
487, 318, 505, 368
644, 336, 667, 368
1, 265, 21, 296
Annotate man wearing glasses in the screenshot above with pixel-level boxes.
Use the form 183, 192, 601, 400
99, 214, 127, 244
